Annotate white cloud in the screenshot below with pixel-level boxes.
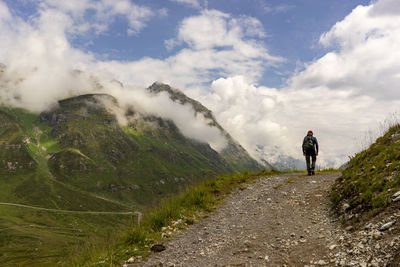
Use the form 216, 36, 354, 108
199, 0, 400, 168
170, 0, 201, 9
292, 0, 400, 101
102, 83, 228, 151
260, 1, 294, 15
0, 1, 11, 20
99, 10, 282, 89
202, 76, 395, 168
176, 10, 268, 50
41, 0, 155, 36
0, 1, 228, 151
370, 0, 400, 16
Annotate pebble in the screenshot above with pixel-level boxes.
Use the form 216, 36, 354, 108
316, 259, 327, 265
372, 230, 383, 239
393, 195, 400, 202
345, 226, 353, 231
126, 257, 135, 263
392, 191, 400, 198
380, 221, 395, 231
342, 203, 350, 211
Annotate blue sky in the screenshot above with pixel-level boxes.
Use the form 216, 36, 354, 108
92, 0, 370, 87
0, 0, 399, 168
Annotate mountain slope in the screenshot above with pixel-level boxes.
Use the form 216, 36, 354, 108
0, 107, 133, 266
0, 87, 265, 265
147, 82, 268, 172
1, 90, 264, 209
38, 93, 241, 206
0, 107, 126, 211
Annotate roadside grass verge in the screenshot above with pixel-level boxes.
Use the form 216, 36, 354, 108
70, 170, 279, 266
331, 124, 400, 224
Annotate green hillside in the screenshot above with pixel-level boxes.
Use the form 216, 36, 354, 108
0, 106, 133, 266
331, 124, 400, 222
0, 90, 264, 265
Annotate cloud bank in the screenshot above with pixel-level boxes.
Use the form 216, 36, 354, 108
1, 0, 400, 168
201, 0, 400, 167
0, 1, 228, 151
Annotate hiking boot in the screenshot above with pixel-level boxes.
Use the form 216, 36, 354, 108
312, 171, 315, 175
308, 172, 312, 176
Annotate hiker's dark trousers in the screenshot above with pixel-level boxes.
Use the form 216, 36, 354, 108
305, 154, 316, 172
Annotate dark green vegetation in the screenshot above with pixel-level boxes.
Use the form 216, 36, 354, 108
331, 124, 400, 222
72, 170, 276, 266
0, 84, 264, 265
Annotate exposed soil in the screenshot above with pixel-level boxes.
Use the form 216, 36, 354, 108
131, 173, 399, 267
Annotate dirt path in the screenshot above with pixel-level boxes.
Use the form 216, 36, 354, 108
0, 202, 141, 217
139, 173, 343, 266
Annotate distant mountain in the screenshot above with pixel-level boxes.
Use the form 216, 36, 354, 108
254, 145, 304, 171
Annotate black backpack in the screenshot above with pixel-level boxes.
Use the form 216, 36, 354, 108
303, 135, 314, 154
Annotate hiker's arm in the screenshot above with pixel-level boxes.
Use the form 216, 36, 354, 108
314, 137, 319, 155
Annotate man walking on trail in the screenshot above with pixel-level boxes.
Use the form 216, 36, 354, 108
302, 130, 319, 176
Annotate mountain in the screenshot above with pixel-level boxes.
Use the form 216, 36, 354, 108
0, 84, 265, 265
147, 82, 267, 172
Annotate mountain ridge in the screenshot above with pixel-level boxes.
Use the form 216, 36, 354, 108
148, 82, 269, 171
0, 83, 267, 265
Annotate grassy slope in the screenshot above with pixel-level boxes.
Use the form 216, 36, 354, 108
0, 206, 132, 266
331, 124, 400, 222
0, 107, 133, 266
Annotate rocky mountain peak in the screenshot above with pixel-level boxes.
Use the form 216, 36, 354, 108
148, 82, 215, 122
148, 82, 270, 170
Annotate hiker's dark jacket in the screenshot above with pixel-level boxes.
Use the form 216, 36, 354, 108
302, 134, 319, 155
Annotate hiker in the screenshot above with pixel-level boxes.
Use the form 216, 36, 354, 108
302, 130, 319, 176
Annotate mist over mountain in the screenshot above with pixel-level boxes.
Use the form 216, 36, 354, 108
1, 80, 265, 205
0, 63, 228, 153
147, 82, 268, 171
0, 76, 265, 264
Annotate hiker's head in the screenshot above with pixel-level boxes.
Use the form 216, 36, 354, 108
307, 130, 313, 135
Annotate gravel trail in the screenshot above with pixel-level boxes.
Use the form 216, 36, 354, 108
132, 172, 400, 267
138, 173, 342, 266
